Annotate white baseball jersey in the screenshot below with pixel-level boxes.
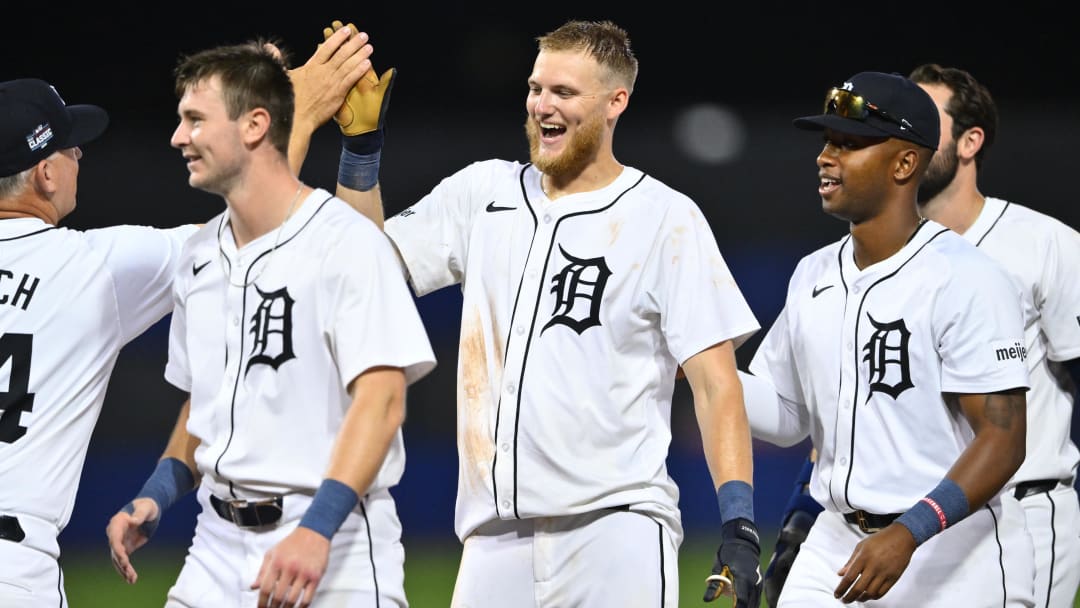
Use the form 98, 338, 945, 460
963, 196, 1080, 607
165, 188, 435, 500
964, 197, 1080, 485
749, 220, 1030, 515
0, 218, 192, 605
384, 160, 759, 544
0, 219, 194, 529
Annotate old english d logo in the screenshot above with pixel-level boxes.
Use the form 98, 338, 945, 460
246, 286, 296, 374
861, 313, 914, 399
541, 245, 611, 335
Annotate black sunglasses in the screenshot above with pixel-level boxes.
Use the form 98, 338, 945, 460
824, 87, 927, 143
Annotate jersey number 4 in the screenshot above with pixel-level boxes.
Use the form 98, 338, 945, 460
0, 333, 34, 444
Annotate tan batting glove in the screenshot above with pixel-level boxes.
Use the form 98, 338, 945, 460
323, 20, 396, 136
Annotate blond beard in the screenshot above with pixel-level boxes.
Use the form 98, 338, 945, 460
525, 111, 604, 178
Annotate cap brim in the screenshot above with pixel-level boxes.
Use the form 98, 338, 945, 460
64, 104, 109, 148
792, 114, 892, 139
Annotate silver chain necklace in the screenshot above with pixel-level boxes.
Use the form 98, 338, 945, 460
218, 183, 305, 288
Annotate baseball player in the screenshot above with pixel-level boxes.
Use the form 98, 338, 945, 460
761, 64, 1080, 608
331, 19, 763, 607
912, 63, 1080, 607
0, 77, 195, 606
741, 71, 1036, 606
105, 35, 435, 607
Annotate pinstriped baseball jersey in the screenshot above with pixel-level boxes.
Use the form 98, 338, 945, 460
165, 189, 435, 500
749, 219, 1030, 515
384, 160, 759, 543
0, 219, 195, 529
964, 197, 1080, 487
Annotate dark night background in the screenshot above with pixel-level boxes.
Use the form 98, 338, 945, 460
2, 3, 1077, 566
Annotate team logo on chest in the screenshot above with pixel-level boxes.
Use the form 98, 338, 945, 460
541, 245, 611, 335
246, 286, 296, 374
861, 313, 914, 399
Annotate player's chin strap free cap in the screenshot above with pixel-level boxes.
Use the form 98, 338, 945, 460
0, 78, 109, 177
792, 71, 939, 150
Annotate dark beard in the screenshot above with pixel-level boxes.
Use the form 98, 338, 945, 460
918, 139, 959, 204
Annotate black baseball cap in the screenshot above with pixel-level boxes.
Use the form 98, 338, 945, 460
0, 78, 109, 177
793, 71, 939, 150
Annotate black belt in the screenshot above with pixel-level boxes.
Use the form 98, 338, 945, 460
209, 495, 283, 528
1013, 478, 1063, 500
0, 515, 25, 543
843, 510, 901, 534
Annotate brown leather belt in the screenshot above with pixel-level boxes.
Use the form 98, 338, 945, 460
0, 515, 25, 542
1013, 478, 1064, 500
843, 510, 901, 534
209, 495, 283, 528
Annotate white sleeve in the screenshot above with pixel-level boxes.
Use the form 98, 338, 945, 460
936, 255, 1030, 393
746, 303, 813, 446
86, 224, 198, 344
383, 163, 483, 296
657, 200, 759, 362
738, 369, 809, 447
1037, 221, 1080, 361
326, 226, 437, 387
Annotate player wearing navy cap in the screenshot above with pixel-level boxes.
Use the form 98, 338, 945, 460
743, 71, 1036, 606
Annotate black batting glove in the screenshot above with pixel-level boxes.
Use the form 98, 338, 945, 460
763, 508, 817, 606
704, 518, 763, 607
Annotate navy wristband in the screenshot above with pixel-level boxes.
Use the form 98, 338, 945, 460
896, 478, 969, 546
299, 479, 360, 541
136, 457, 195, 512
338, 148, 382, 192
716, 480, 755, 524
127, 457, 196, 538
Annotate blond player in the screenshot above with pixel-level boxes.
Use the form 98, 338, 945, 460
331, 19, 763, 608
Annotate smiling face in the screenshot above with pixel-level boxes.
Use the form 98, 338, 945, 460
815, 129, 902, 223
524, 49, 614, 179
170, 76, 247, 196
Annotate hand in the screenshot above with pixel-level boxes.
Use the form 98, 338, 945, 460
704, 518, 763, 607
288, 24, 374, 137
322, 20, 397, 136
251, 526, 330, 607
763, 508, 817, 606
105, 497, 160, 584
833, 523, 915, 603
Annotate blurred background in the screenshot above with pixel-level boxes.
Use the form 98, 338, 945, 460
3, 3, 1077, 605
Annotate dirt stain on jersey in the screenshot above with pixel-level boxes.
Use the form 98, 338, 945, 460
459, 308, 495, 492
608, 219, 624, 245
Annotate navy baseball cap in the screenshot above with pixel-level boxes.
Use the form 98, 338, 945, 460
793, 71, 939, 150
0, 78, 109, 177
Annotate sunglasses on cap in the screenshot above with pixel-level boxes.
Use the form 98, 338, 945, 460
824, 87, 927, 143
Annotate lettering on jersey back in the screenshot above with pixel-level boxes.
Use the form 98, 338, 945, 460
862, 313, 914, 399
246, 286, 295, 374
0, 270, 40, 311
541, 245, 611, 335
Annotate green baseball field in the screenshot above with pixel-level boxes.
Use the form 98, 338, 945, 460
60, 537, 1080, 607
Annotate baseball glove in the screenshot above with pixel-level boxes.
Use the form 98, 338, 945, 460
323, 20, 397, 136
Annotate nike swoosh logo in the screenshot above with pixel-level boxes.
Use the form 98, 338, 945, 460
812, 284, 834, 298
193, 260, 211, 276
486, 201, 516, 213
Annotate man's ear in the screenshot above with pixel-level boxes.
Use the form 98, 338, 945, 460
242, 107, 273, 146
955, 126, 985, 162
